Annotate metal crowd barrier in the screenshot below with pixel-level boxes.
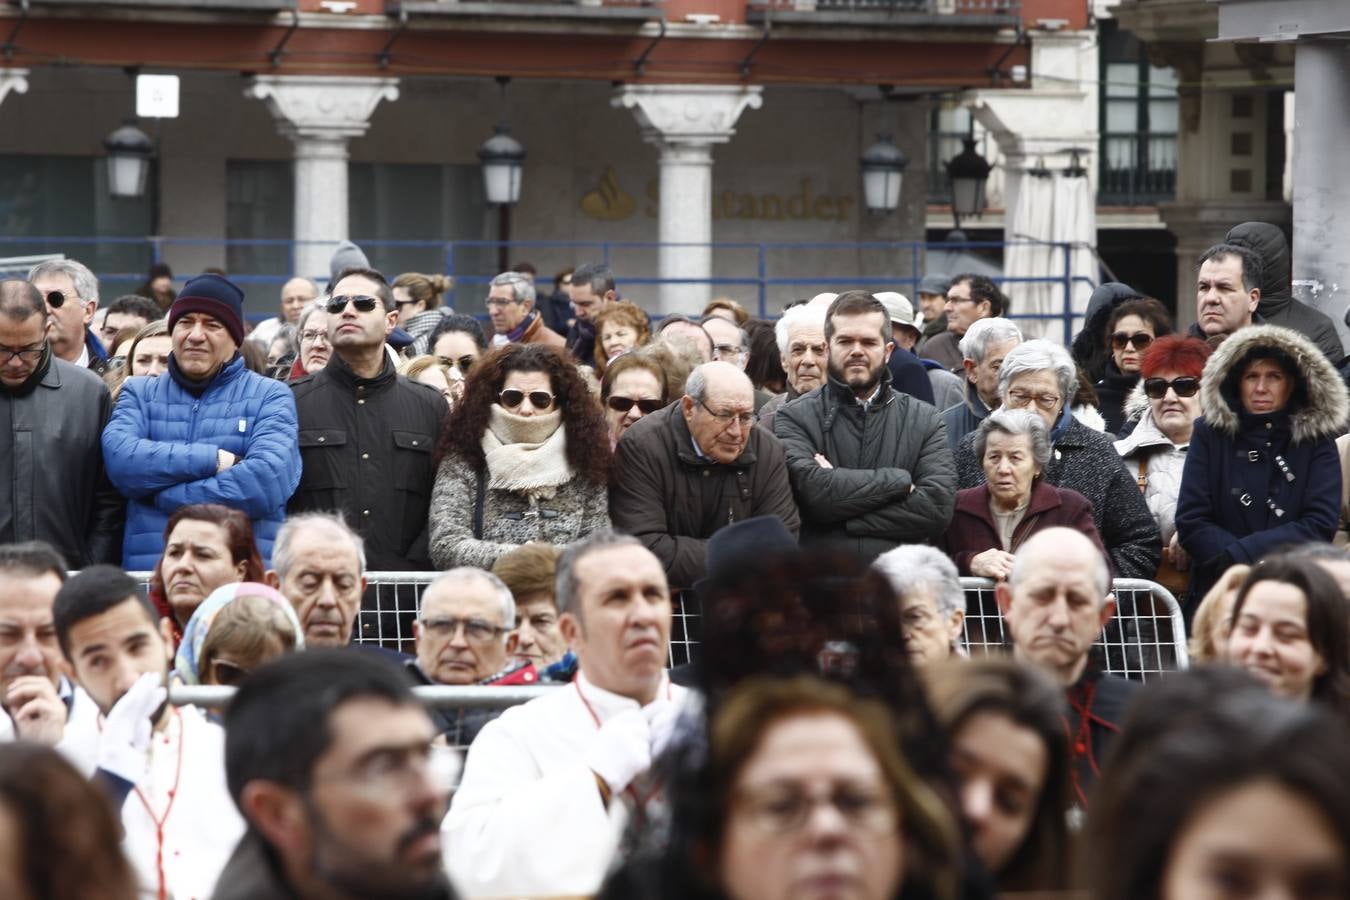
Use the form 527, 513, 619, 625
170, 684, 558, 710
137, 573, 1188, 679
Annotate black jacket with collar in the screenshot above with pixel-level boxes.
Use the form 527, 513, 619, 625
773, 367, 957, 560
290, 352, 447, 570
0, 350, 123, 565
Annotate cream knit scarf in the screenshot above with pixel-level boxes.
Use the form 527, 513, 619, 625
481, 405, 573, 495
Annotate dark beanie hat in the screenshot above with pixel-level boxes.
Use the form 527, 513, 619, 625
168, 274, 246, 345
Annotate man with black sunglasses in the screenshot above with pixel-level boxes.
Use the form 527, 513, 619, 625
290, 266, 447, 571
28, 258, 109, 374
610, 361, 799, 589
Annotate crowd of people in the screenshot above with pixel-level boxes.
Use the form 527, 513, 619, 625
1, 221, 1349, 899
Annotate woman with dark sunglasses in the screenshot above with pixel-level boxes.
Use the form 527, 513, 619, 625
600, 347, 676, 447
1176, 325, 1349, 616
1094, 297, 1172, 435
428, 343, 611, 569
1114, 335, 1212, 600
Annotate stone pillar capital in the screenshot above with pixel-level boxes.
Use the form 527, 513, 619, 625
613, 85, 763, 148
245, 75, 399, 144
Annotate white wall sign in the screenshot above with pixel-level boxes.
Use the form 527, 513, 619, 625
136, 74, 180, 119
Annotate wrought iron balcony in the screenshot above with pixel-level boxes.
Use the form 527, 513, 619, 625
1099, 131, 1177, 206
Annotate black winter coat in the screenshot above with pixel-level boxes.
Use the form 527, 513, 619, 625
887, 345, 935, 406
290, 353, 447, 570
955, 413, 1161, 578
1094, 361, 1138, 437
774, 370, 956, 560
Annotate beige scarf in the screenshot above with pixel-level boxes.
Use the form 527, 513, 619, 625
481, 405, 573, 496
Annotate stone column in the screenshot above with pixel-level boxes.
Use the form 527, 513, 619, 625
1291, 41, 1350, 355
245, 76, 399, 282
614, 85, 762, 314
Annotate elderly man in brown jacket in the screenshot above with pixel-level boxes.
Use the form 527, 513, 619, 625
609, 361, 800, 590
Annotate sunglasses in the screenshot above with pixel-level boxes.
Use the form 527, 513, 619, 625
437, 355, 476, 374
45, 290, 73, 309
606, 396, 662, 415
1111, 331, 1154, 352
499, 389, 555, 411
1143, 376, 1200, 399
326, 294, 381, 314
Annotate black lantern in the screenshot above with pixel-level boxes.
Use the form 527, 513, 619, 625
104, 119, 154, 199
945, 135, 993, 221
477, 125, 525, 206
860, 134, 908, 214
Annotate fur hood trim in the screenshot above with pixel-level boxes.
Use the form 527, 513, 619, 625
1200, 325, 1349, 442
1123, 379, 1151, 421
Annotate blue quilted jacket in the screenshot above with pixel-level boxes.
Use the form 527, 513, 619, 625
102, 355, 301, 570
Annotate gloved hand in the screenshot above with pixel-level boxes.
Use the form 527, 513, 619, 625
96, 672, 167, 785
643, 698, 683, 760
584, 708, 652, 793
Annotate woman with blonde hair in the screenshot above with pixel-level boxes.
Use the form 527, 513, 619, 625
591, 300, 650, 376
103, 319, 170, 401
399, 354, 457, 406
392, 271, 453, 354
1187, 562, 1249, 664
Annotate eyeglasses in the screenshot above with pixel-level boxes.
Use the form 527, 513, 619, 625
1006, 389, 1062, 411
485, 297, 524, 310
712, 343, 748, 361
499, 389, 555, 411
44, 290, 75, 309
395, 299, 418, 309
437, 355, 475, 375
0, 345, 43, 365
420, 616, 508, 645
606, 396, 663, 415
733, 782, 898, 835
1143, 376, 1200, 399
326, 294, 381, 314
301, 329, 330, 345
1110, 331, 1154, 352
698, 399, 756, 428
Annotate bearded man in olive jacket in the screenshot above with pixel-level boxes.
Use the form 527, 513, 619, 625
610, 361, 799, 590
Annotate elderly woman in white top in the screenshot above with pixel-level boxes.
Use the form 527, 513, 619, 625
1114, 335, 1213, 596
873, 544, 965, 667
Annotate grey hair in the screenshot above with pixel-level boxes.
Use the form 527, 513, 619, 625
271, 513, 366, 580
959, 317, 1023, 364
973, 408, 1052, 468
29, 258, 99, 306
1010, 528, 1112, 605
774, 302, 828, 358
490, 271, 536, 305
701, 316, 748, 350
684, 366, 709, 403
295, 300, 326, 336
555, 530, 646, 617
997, 339, 1077, 410
422, 567, 516, 630
873, 544, 964, 623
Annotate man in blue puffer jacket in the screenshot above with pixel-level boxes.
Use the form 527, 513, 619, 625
103, 274, 301, 570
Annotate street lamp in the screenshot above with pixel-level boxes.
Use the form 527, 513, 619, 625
103, 119, 154, 199
477, 125, 525, 206
945, 135, 993, 224
859, 134, 908, 215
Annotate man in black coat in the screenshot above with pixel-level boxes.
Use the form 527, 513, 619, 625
290, 267, 447, 570
995, 527, 1137, 814
0, 281, 123, 565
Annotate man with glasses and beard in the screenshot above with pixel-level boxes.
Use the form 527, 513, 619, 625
216, 649, 460, 900
289, 267, 447, 571
774, 291, 957, 560
609, 361, 799, 588
102, 273, 301, 570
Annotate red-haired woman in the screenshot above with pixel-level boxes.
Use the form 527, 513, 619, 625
149, 503, 264, 643
428, 344, 610, 569
1114, 335, 1212, 596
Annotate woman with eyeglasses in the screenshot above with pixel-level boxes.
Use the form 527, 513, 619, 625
289, 301, 332, 380
955, 339, 1161, 580
392, 272, 453, 355
428, 343, 611, 569
600, 346, 677, 446
1113, 335, 1212, 599
1093, 297, 1172, 435
1176, 325, 1348, 613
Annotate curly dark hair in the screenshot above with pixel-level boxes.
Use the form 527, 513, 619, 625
436, 343, 610, 485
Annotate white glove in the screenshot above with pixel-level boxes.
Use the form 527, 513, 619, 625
584, 708, 652, 793
97, 673, 167, 784
643, 699, 682, 760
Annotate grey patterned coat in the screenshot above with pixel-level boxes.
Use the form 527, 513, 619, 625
427, 452, 610, 570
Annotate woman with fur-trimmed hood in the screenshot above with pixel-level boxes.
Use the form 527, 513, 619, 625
1176, 325, 1349, 611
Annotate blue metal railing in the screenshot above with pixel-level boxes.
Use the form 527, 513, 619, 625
0, 235, 1094, 345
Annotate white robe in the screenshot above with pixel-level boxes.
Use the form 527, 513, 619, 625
121, 705, 245, 900
443, 671, 692, 898
0, 679, 102, 775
